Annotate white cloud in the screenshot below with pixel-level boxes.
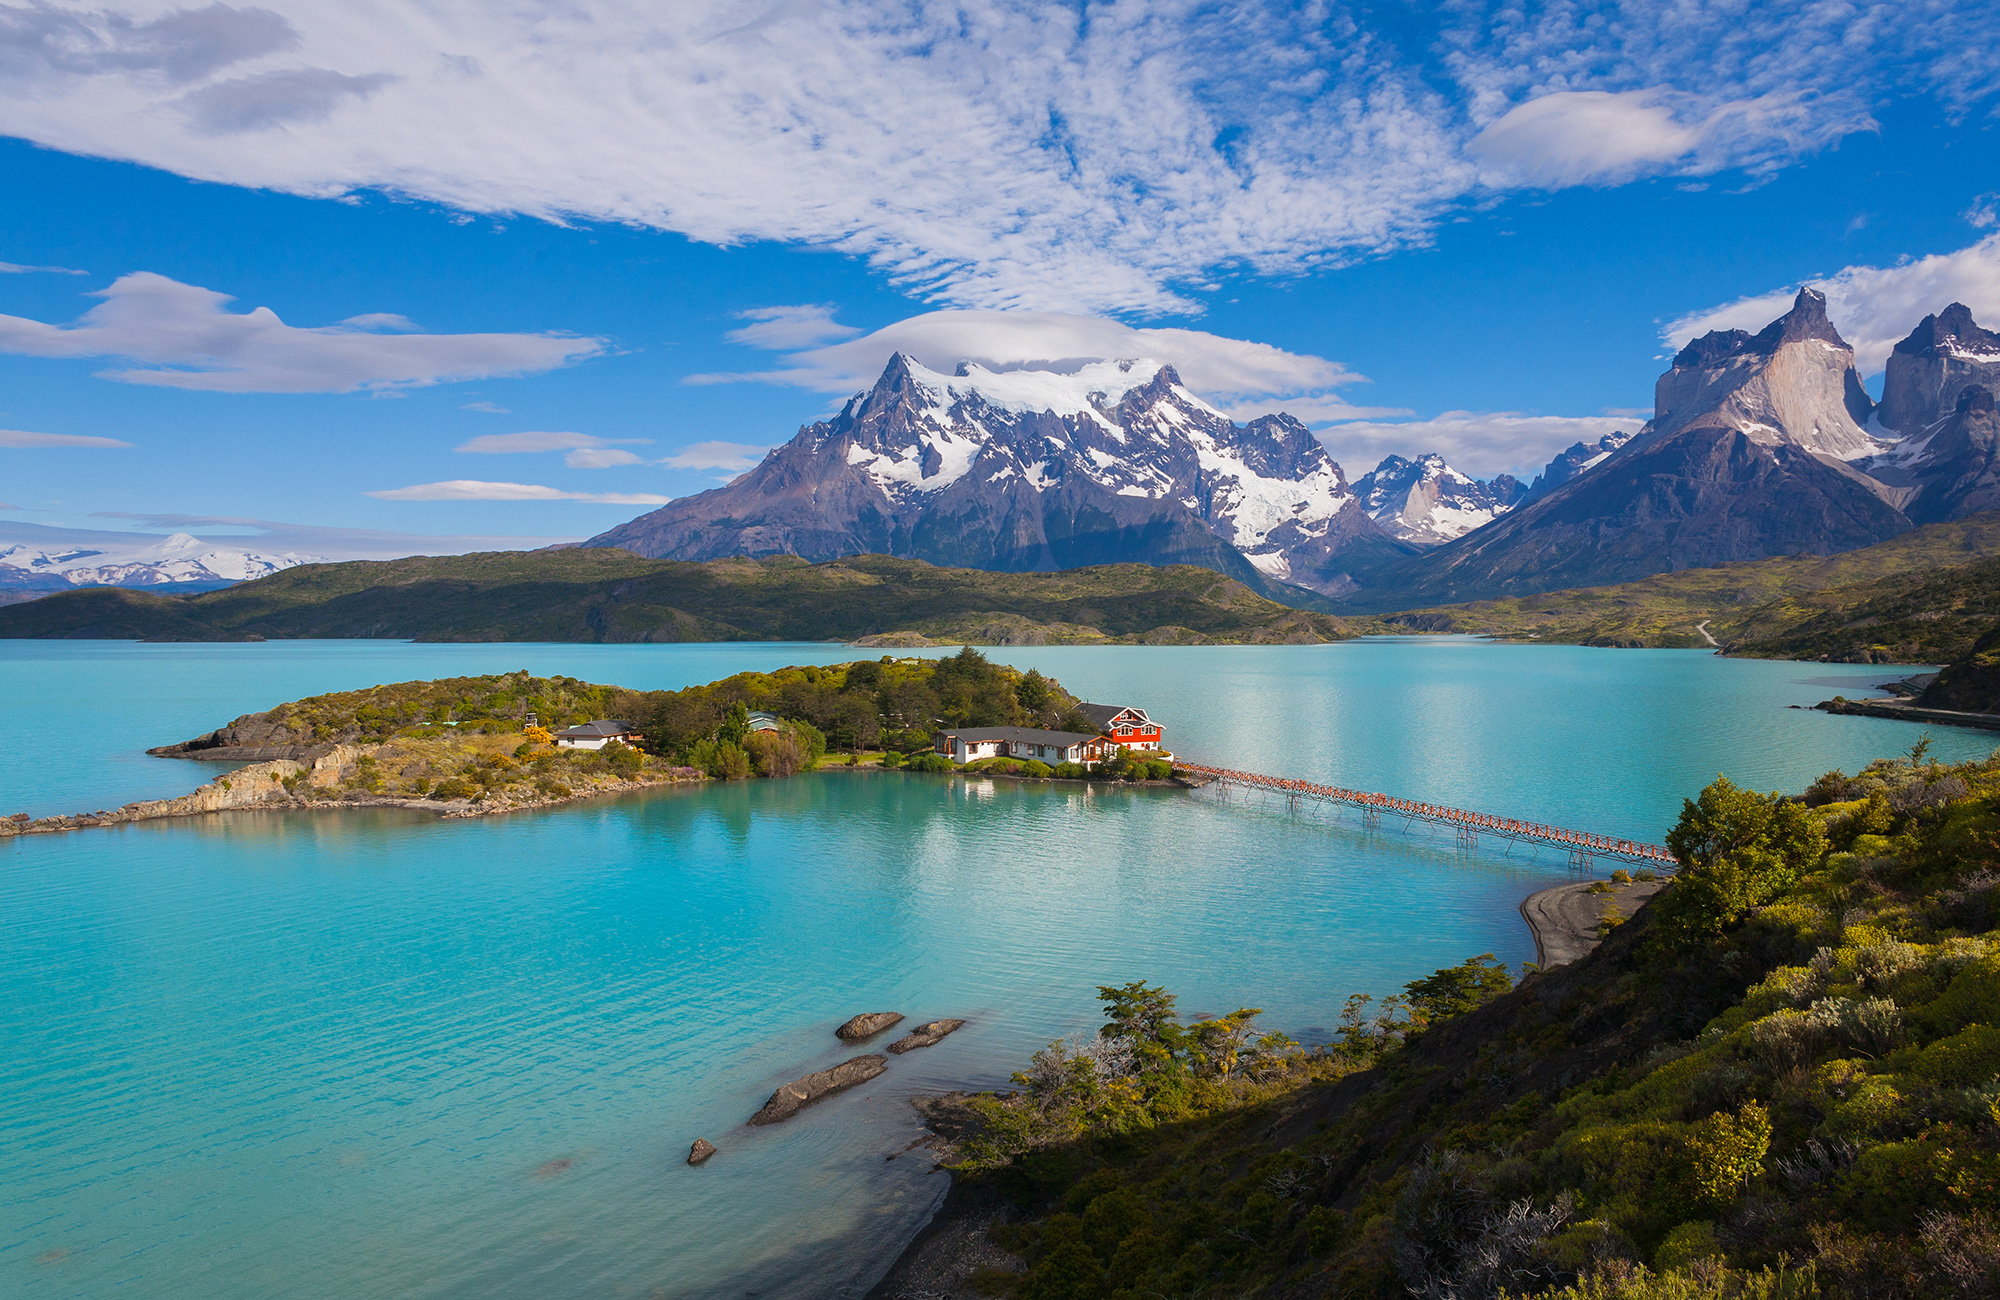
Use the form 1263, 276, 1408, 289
365, 479, 670, 504
726, 305, 862, 351
0, 271, 603, 392
0, 501, 18, 510
1964, 195, 1998, 231
0, 261, 87, 275
460, 400, 509, 413
660, 441, 769, 473
1469, 89, 1855, 189
1317, 413, 1643, 480
1664, 234, 2000, 373
7, 1, 1983, 314
0, 428, 131, 447
454, 429, 645, 454
696, 308, 1397, 419
564, 447, 642, 469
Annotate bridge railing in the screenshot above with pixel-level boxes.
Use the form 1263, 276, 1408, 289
1173, 762, 1675, 866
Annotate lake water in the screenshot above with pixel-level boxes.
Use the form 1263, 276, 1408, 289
2, 639, 1987, 1298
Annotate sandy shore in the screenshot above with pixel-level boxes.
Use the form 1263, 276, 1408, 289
1518, 878, 1667, 967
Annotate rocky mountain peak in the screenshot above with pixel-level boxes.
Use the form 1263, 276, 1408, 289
1350, 452, 1526, 547
1880, 305, 2000, 434
1894, 303, 2000, 358
1671, 287, 1848, 371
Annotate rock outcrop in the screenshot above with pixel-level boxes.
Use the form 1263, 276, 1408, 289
687, 1138, 717, 1166
584, 354, 1407, 598
1906, 386, 2000, 524
1878, 303, 2000, 436
886, 1019, 967, 1054
747, 1055, 888, 1125
835, 1011, 905, 1040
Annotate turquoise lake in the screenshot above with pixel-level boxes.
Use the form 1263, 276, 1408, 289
2, 638, 1990, 1297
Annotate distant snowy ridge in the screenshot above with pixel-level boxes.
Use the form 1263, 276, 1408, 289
1351, 453, 1527, 546
0, 532, 321, 593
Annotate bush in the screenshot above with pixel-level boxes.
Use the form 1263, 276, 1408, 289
903, 752, 953, 774
1023, 760, 1053, 778
1052, 762, 1088, 779
428, 777, 478, 801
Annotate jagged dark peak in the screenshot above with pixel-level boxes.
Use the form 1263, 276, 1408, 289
1895, 303, 2000, 357
1961, 384, 1997, 416
1672, 286, 1849, 370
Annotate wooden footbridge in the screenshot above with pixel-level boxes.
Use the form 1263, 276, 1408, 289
1173, 761, 1676, 870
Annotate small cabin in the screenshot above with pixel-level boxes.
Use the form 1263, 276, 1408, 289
554, 720, 641, 750
745, 711, 783, 733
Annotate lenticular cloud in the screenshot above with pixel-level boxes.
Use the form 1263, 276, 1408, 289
0, 271, 604, 393
0, 0, 1993, 314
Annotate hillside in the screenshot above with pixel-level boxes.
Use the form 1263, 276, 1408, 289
1380, 511, 2000, 661
881, 753, 2000, 1299
0, 550, 1367, 645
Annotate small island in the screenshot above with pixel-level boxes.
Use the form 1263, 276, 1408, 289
2, 649, 1178, 836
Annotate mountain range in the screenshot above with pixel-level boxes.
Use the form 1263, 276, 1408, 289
0, 531, 321, 606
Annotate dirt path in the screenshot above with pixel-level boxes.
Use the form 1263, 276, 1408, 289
1696, 620, 1719, 647
1520, 879, 1667, 967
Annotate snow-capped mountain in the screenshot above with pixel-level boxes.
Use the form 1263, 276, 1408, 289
1336, 289, 1924, 610
588, 354, 1404, 596
1350, 453, 1526, 546
0, 532, 320, 594
1520, 429, 1637, 503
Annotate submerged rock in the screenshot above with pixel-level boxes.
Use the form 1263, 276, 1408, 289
748, 1055, 888, 1125
887, 1019, 967, 1054
835, 1011, 904, 1040
687, 1138, 717, 1166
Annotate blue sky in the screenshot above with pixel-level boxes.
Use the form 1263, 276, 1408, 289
2, 0, 1998, 557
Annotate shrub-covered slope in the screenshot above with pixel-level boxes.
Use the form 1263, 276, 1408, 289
903, 748, 2000, 1298
0, 550, 1361, 644
1372, 512, 2000, 661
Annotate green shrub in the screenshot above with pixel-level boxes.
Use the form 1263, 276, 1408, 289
1652, 1220, 1722, 1272
428, 777, 478, 800
1912, 1023, 2000, 1086
1023, 760, 1053, 778
1052, 762, 1088, 779
904, 752, 953, 774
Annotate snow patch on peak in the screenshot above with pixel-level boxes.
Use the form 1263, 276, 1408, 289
903, 356, 1165, 423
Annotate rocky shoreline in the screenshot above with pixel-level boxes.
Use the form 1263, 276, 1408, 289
1, 745, 702, 838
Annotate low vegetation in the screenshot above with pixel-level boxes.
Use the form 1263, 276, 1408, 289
1376, 511, 2000, 662
0, 550, 1364, 644
919, 742, 2000, 1298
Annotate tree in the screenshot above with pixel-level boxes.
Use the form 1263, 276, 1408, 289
1655, 777, 1827, 945
1404, 954, 1513, 1026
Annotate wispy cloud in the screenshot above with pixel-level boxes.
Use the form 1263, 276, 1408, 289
0, 272, 604, 392
366, 479, 669, 504
4, 1, 1985, 314
1469, 89, 1858, 189
1319, 413, 1642, 480
695, 308, 1396, 421
455, 430, 645, 454
0, 261, 88, 275
0, 428, 131, 448
1665, 233, 2000, 372
725, 305, 862, 351
460, 400, 509, 414
660, 441, 769, 473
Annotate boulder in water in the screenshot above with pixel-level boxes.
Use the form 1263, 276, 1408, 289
835, 1011, 904, 1040
687, 1138, 717, 1166
887, 1019, 967, 1054
749, 1055, 888, 1125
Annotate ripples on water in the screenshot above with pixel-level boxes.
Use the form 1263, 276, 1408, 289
1, 639, 1988, 1297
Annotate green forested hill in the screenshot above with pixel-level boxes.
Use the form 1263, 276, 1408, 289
0, 550, 1365, 645
1378, 512, 2000, 662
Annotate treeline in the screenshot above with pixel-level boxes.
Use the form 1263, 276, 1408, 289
639, 647, 1091, 775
